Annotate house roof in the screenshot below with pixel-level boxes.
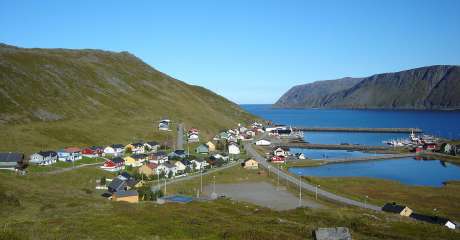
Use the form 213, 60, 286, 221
131, 154, 148, 159
146, 141, 159, 146
113, 190, 138, 198
64, 147, 81, 153
130, 142, 144, 147
37, 151, 57, 157
0, 152, 24, 162
163, 162, 176, 169
410, 213, 454, 226
180, 159, 191, 165
146, 162, 158, 169
89, 146, 103, 150
174, 150, 185, 155
112, 157, 124, 164
108, 178, 126, 191
382, 203, 408, 213
120, 172, 132, 179
111, 144, 124, 149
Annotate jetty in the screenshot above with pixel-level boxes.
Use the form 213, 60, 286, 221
312, 153, 416, 164
279, 143, 393, 151
293, 127, 422, 133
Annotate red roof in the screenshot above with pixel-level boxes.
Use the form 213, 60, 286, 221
82, 148, 96, 154
146, 162, 158, 169
65, 147, 81, 153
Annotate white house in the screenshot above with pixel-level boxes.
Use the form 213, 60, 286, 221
30, 151, 58, 165
126, 142, 145, 154
188, 133, 200, 142
162, 162, 178, 177
212, 153, 229, 161
103, 144, 125, 157
171, 160, 186, 173
273, 147, 288, 157
190, 159, 209, 170
159, 118, 170, 131
255, 139, 271, 146
57, 147, 82, 162
228, 144, 240, 155
228, 135, 238, 143
144, 141, 160, 153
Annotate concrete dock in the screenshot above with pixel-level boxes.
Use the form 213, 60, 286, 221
293, 127, 422, 133
310, 153, 416, 164
278, 143, 394, 151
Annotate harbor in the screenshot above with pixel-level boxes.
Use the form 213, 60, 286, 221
293, 127, 423, 133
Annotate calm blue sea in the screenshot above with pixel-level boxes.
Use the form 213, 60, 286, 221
289, 158, 460, 187
243, 104, 460, 186
241, 104, 460, 139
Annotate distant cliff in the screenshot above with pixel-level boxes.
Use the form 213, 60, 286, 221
274, 65, 460, 110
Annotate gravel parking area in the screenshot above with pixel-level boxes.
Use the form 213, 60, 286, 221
203, 181, 323, 211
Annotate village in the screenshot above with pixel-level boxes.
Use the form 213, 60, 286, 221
0, 118, 459, 235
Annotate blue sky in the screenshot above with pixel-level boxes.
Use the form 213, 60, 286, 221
1, 0, 459, 104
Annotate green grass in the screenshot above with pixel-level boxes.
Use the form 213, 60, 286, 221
301, 176, 460, 222
0, 44, 258, 154
1, 166, 459, 239
26, 157, 105, 173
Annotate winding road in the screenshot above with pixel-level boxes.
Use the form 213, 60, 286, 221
244, 141, 382, 211
177, 123, 184, 150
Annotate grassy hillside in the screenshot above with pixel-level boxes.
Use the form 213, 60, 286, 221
1, 166, 459, 240
0, 44, 256, 153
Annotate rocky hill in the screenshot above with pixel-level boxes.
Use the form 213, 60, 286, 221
0, 43, 256, 153
274, 65, 460, 110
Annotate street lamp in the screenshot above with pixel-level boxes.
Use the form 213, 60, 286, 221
200, 166, 203, 193
298, 175, 302, 207
315, 184, 320, 200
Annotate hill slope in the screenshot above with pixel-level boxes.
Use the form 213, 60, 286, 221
274, 65, 460, 110
0, 44, 255, 153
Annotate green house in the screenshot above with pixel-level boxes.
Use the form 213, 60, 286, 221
195, 144, 209, 154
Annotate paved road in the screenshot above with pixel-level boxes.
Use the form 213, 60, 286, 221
177, 123, 184, 150
150, 160, 241, 192
244, 142, 382, 211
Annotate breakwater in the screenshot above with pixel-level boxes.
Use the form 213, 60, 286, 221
279, 143, 394, 151
293, 127, 422, 133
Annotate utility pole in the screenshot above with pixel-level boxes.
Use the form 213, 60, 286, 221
315, 184, 320, 201
364, 195, 368, 209
200, 166, 203, 193
164, 176, 167, 195
213, 175, 216, 194
277, 165, 280, 188
298, 175, 302, 207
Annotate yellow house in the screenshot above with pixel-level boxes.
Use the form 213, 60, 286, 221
138, 163, 158, 177
124, 156, 142, 167
206, 141, 216, 152
382, 203, 413, 217
112, 190, 139, 203
243, 159, 258, 169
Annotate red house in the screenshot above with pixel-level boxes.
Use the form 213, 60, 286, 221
82, 146, 103, 158
100, 157, 125, 172
424, 143, 437, 151
271, 155, 285, 163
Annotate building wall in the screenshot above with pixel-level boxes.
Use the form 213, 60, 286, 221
400, 207, 413, 217
112, 195, 139, 203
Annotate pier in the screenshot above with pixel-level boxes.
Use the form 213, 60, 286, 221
293, 127, 422, 133
278, 143, 394, 151
311, 153, 416, 164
